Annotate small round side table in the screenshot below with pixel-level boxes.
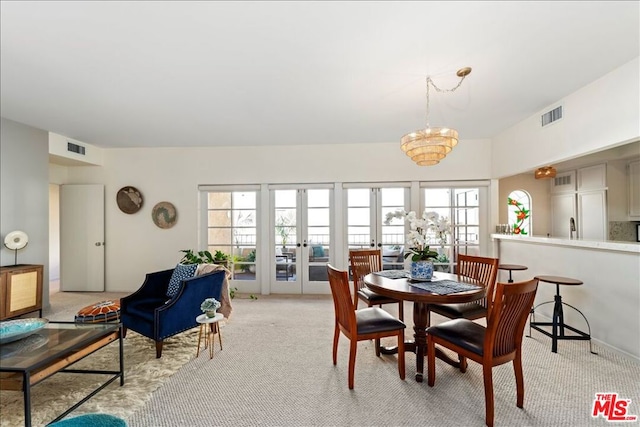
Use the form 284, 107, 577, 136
529, 275, 596, 354
498, 264, 528, 283
196, 313, 224, 359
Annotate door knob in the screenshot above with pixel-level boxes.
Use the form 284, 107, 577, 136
95, 242, 102, 246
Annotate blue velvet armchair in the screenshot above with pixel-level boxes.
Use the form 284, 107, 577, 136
120, 268, 225, 358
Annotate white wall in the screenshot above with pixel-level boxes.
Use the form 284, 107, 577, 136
64, 140, 494, 291
0, 118, 51, 308
492, 57, 640, 178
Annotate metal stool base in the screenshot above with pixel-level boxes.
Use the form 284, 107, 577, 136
528, 294, 597, 355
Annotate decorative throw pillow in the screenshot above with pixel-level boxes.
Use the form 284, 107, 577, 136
311, 245, 325, 258
166, 263, 198, 298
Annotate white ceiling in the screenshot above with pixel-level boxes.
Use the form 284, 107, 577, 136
1, 1, 638, 149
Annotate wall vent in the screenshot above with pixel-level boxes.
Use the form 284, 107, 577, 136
67, 142, 86, 155
541, 106, 563, 127
554, 174, 571, 187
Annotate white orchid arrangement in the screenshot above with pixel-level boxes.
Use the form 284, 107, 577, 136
384, 209, 451, 262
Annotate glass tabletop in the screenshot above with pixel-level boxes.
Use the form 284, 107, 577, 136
0, 321, 120, 371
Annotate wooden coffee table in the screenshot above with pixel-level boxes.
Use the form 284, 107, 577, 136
0, 321, 124, 427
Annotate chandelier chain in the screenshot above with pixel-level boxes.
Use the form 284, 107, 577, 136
425, 73, 469, 126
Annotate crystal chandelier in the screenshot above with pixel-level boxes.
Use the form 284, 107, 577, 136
401, 67, 472, 166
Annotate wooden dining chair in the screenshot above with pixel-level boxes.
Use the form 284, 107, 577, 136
427, 278, 539, 427
326, 264, 406, 389
349, 249, 404, 321
429, 254, 499, 322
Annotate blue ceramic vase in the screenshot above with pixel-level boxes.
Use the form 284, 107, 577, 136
411, 260, 434, 281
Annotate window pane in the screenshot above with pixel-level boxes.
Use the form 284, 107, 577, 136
454, 189, 479, 207
207, 190, 258, 281
348, 189, 370, 207
308, 189, 329, 207
424, 189, 450, 207
380, 188, 404, 206
508, 190, 531, 235
422, 186, 481, 271
275, 190, 296, 207
208, 192, 231, 209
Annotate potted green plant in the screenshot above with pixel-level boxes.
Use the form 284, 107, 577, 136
179, 249, 215, 264
180, 249, 229, 266
275, 214, 293, 248
244, 249, 256, 273
200, 297, 221, 318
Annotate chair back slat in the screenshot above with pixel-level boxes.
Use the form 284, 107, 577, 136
327, 264, 357, 334
485, 279, 539, 358
349, 249, 382, 303
456, 254, 499, 311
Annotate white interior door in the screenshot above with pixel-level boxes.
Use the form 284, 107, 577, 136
60, 184, 105, 291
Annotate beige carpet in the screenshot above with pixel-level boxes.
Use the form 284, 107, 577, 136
128, 295, 640, 427
5, 291, 639, 426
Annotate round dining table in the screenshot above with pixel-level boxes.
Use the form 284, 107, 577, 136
364, 271, 486, 382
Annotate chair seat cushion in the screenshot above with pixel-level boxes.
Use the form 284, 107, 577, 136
427, 318, 486, 356
358, 288, 400, 305
356, 307, 405, 335
430, 302, 486, 320
125, 296, 167, 322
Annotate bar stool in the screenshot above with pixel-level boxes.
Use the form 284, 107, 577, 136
529, 275, 596, 354
498, 264, 528, 283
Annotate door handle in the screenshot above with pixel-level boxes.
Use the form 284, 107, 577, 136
95, 242, 102, 246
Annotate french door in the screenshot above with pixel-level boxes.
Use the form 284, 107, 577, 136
270, 186, 333, 294
421, 184, 488, 272
344, 185, 410, 270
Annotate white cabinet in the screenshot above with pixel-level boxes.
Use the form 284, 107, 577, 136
629, 160, 640, 219
578, 190, 607, 240
550, 164, 607, 240
578, 164, 607, 191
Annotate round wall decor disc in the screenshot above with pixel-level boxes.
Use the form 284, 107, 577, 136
4, 230, 29, 250
152, 202, 177, 229
117, 186, 144, 214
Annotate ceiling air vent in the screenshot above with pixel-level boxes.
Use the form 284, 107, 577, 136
541, 106, 563, 127
67, 142, 86, 155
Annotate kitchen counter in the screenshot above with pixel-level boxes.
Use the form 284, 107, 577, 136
491, 234, 640, 254
491, 233, 640, 360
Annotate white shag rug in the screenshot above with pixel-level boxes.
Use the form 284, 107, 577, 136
0, 329, 199, 427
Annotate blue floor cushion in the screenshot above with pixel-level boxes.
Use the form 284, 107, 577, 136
48, 413, 127, 427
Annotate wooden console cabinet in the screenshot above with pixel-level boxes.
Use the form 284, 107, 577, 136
0, 264, 43, 320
